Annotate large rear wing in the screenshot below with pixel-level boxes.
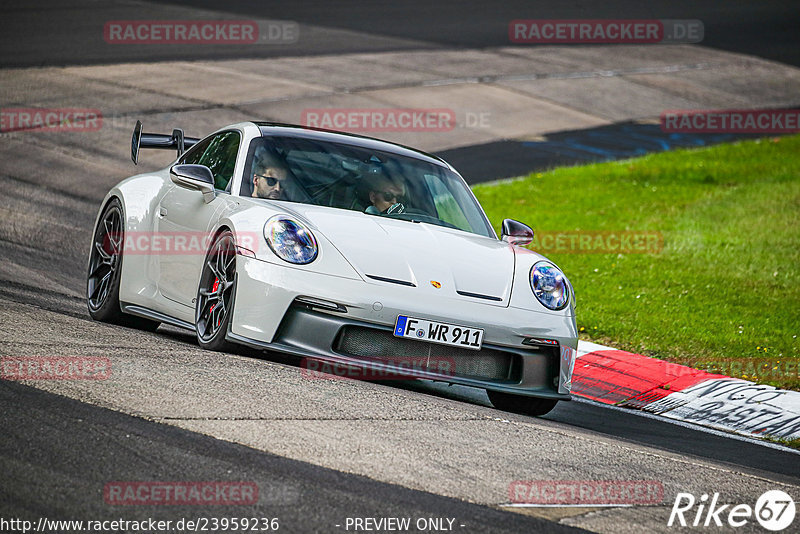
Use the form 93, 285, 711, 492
131, 120, 201, 165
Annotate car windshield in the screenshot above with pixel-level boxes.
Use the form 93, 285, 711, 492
241, 135, 495, 238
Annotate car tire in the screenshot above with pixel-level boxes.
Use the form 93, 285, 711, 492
487, 390, 559, 417
195, 229, 237, 352
87, 198, 159, 331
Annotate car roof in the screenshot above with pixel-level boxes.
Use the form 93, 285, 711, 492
252, 122, 451, 169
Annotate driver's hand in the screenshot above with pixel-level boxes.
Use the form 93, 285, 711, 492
385, 203, 405, 215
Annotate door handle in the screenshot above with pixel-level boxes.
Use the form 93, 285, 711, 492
159, 206, 168, 217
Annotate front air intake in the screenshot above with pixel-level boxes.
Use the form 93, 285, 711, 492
334, 326, 518, 381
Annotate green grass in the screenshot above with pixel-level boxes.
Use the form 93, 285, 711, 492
473, 136, 800, 390
766, 436, 800, 451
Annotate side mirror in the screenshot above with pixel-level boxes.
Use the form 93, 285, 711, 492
170, 164, 215, 203
501, 219, 534, 246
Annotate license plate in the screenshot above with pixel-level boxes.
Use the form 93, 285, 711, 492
394, 315, 484, 350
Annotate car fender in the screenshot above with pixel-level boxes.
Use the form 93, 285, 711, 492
93, 172, 173, 310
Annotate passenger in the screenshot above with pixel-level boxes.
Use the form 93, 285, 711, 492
365, 176, 407, 215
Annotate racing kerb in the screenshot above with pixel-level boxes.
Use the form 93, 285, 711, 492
574, 341, 800, 441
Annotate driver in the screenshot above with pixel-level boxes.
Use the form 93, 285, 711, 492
251, 152, 289, 200
365, 176, 407, 215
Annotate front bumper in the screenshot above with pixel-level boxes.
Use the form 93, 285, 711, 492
229, 255, 577, 399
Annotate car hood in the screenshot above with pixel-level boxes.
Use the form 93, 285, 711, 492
281, 204, 515, 306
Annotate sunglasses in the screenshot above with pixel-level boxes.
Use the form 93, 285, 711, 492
378, 190, 405, 202
255, 173, 281, 187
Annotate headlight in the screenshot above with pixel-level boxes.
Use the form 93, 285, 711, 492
530, 261, 570, 310
264, 216, 318, 264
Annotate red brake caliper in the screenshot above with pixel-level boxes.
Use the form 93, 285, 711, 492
210, 277, 220, 323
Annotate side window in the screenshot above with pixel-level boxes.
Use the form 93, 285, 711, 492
181, 137, 212, 165
182, 131, 241, 191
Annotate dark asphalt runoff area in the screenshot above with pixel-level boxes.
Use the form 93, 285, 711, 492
1, 1, 798, 67
438, 122, 774, 183
0, 380, 586, 533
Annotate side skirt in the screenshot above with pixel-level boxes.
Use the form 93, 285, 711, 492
120, 302, 195, 331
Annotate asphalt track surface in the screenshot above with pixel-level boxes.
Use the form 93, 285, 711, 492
0, 381, 582, 533
1, 1, 799, 532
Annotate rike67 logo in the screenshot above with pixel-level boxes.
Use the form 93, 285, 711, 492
668, 490, 795, 531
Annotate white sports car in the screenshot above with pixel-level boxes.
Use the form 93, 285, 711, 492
87, 121, 577, 416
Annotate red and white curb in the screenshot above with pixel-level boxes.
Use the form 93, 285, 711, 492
573, 341, 800, 442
